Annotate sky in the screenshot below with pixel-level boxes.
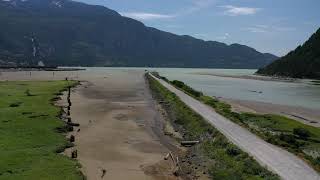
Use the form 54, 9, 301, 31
75, 0, 320, 56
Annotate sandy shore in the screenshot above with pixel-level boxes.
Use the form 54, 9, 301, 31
192, 72, 300, 83
0, 69, 179, 180
221, 98, 320, 127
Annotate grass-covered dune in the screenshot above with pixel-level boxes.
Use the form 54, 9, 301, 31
146, 73, 279, 180
0, 81, 83, 180
155, 73, 320, 172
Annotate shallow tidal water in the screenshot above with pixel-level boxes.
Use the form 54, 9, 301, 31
73, 67, 320, 110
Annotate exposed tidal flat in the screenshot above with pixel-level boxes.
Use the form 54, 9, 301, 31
1, 67, 320, 179
0, 69, 178, 180
2, 67, 319, 125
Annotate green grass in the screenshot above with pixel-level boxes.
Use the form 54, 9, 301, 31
160, 74, 320, 172
0, 81, 83, 180
147, 74, 279, 180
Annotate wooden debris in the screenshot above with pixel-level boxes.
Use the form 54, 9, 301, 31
70, 135, 75, 142
67, 122, 80, 127
164, 153, 170, 160
71, 150, 77, 158
180, 141, 199, 146
101, 169, 106, 178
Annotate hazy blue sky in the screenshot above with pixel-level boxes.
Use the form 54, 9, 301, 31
76, 0, 319, 56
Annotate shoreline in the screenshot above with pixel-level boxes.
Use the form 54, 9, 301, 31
62, 70, 179, 179
221, 97, 320, 127
192, 72, 302, 83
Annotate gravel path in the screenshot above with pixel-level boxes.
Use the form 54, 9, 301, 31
151, 74, 320, 180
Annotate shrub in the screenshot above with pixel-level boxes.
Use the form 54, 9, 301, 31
280, 133, 297, 144
226, 145, 241, 156
293, 128, 311, 139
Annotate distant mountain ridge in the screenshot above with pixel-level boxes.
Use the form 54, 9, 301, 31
257, 28, 320, 79
0, 0, 278, 68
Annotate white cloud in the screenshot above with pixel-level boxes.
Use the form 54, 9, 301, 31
273, 26, 296, 32
243, 27, 267, 33
243, 25, 296, 33
220, 5, 260, 16
121, 0, 217, 21
120, 12, 175, 20
216, 33, 230, 40
165, 0, 217, 17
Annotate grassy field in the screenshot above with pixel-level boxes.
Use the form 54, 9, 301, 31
0, 81, 83, 180
147, 74, 279, 180
162, 74, 320, 172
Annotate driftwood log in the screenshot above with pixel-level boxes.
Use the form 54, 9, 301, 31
67, 122, 80, 127
180, 141, 199, 146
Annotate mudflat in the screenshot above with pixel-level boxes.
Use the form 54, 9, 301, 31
0, 69, 177, 180
222, 98, 320, 127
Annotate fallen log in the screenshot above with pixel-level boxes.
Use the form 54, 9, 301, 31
67, 122, 80, 127
180, 141, 199, 146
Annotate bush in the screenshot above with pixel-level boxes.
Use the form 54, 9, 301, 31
293, 128, 311, 139
171, 80, 203, 98
280, 134, 297, 144
226, 145, 241, 156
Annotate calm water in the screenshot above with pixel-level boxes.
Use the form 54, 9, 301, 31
145, 68, 320, 110
84, 67, 320, 110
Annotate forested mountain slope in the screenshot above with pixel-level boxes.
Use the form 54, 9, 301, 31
0, 0, 277, 68
257, 28, 320, 79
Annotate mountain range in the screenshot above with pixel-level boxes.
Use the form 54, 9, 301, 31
0, 0, 278, 68
257, 28, 320, 79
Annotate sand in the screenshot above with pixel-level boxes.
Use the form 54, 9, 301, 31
192, 72, 300, 83
0, 69, 179, 180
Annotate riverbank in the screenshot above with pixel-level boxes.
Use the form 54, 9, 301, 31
192, 72, 299, 83
155, 73, 320, 174
147, 73, 279, 179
